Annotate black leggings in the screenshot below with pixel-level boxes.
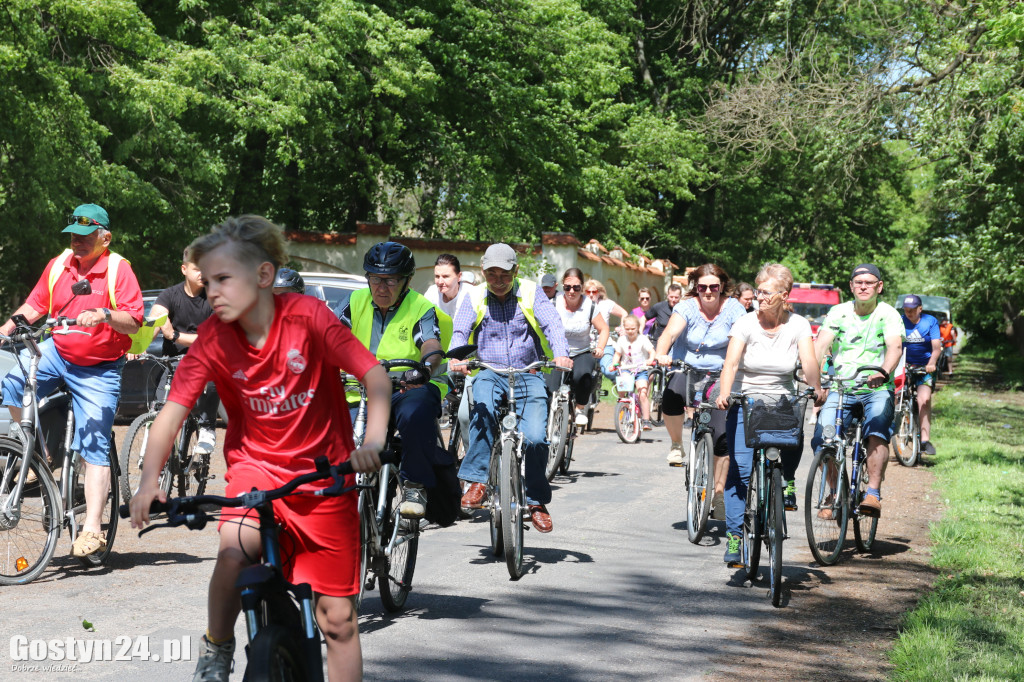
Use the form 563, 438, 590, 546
545, 353, 599, 403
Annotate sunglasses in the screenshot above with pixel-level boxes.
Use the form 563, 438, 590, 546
563, 284, 582, 292
68, 215, 104, 228
638, 297, 650, 301
696, 283, 721, 293
585, 289, 600, 295
755, 289, 787, 299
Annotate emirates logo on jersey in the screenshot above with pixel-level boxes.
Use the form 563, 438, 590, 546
287, 349, 306, 374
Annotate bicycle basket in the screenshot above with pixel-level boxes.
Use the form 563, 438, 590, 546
742, 393, 804, 449
615, 372, 635, 393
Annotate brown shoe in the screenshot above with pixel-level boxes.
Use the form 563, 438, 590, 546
529, 504, 552, 533
858, 493, 881, 517
460, 482, 486, 510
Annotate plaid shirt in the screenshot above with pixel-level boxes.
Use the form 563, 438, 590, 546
451, 282, 568, 368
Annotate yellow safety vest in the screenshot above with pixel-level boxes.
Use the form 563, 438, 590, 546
468, 278, 554, 361
349, 288, 452, 398
46, 249, 159, 354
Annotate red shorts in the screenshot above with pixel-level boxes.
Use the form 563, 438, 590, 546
220, 464, 359, 598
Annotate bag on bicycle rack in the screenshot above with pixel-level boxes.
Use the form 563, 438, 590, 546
615, 372, 635, 393
741, 393, 803, 449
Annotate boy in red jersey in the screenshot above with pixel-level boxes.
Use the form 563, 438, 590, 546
130, 215, 391, 682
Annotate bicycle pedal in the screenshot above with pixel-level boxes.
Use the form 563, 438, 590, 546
727, 561, 745, 569
598, 389, 609, 397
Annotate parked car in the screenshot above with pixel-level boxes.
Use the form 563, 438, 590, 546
300, 271, 366, 314
788, 283, 842, 336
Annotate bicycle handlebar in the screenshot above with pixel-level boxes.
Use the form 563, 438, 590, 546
118, 451, 400, 527
0, 316, 89, 345
464, 359, 569, 374
823, 364, 889, 389
708, 386, 816, 410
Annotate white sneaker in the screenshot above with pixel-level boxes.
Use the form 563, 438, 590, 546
194, 427, 216, 456
666, 442, 684, 466
399, 483, 427, 519
192, 636, 234, 682
574, 410, 588, 427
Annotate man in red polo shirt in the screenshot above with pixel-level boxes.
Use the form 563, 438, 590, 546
0, 203, 143, 558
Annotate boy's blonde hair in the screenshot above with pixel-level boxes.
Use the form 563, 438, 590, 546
190, 215, 288, 270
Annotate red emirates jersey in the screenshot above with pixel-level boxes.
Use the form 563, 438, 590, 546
168, 293, 379, 486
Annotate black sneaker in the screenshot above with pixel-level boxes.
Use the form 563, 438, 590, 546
921, 441, 937, 456
784, 479, 798, 511
683, 417, 693, 429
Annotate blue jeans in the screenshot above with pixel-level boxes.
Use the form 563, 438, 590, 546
1, 339, 124, 466
811, 389, 894, 453
600, 343, 617, 380
723, 404, 801, 537
458, 369, 551, 505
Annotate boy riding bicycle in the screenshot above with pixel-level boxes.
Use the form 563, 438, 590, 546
129, 215, 392, 682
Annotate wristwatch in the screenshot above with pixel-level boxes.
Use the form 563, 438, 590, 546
101, 308, 112, 323
171, 330, 181, 343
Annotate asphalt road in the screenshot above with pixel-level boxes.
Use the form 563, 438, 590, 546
0, 412, 820, 681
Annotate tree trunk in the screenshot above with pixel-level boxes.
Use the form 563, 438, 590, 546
1003, 298, 1024, 357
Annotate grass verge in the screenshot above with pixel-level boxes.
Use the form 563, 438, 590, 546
888, 344, 1024, 680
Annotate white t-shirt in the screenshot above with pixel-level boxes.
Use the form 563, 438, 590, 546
614, 334, 654, 370
423, 283, 469, 321
729, 312, 813, 394
557, 297, 597, 354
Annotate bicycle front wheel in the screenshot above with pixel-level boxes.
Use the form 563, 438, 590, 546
614, 399, 640, 444
686, 432, 714, 544
648, 370, 665, 426
499, 437, 525, 580
355, 481, 374, 611
805, 449, 848, 565
244, 624, 308, 682
72, 441, 119, 568
120, 412, 173, 505
892, 405, 919, 467
448, 419, 465, 464
741, 460, 761, 581
0, 439, 61, 585
546, 400, 569, 481
380, 467, 418, 612
767, 466, 785, 607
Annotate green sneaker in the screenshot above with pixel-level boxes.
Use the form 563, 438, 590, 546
784, 479, 798, 511
724, 531, 741, 564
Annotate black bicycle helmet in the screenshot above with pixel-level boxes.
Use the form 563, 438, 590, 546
363, 241, 415, 278
274, 267, 305, 294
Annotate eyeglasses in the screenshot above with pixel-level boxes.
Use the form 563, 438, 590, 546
852, 278, 880, 288
696, 283, 721, 293
585, 289, 600, 295
368, 275, 402, 288
755, 289, 787, 299
68, 215, 103, 228
563, 284, 582, 292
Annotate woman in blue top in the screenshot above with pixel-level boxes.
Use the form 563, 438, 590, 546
654, 264, 746, 505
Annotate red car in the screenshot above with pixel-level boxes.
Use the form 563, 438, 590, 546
788, 283, 841, 337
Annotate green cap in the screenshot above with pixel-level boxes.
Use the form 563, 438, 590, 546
63, 204, 110, 235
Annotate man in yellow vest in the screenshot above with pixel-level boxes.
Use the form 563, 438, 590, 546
449, 244, 571, 533
338, 242, 455, 522
0, 203, 143, 558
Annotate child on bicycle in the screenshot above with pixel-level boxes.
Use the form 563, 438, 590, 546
609, 314, 655, 429
129, 215, 392, 682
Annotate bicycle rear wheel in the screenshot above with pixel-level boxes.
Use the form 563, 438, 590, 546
380, 467, 418, 612
804, 448, 849, 565
614, 399, 640, 444
499, 437, 525, 580
546, 400, 568, 480
767, 465, 785, 607
741, 460, 761, 581
0, 439, 61, 585
120, 412, 173, 506
355, 479, 375, 611
686, 432, 714, 544
72, 441, 119, 568
892, 404, 919, 467
648, 370, 665, 426
853, 456, 879, 552
487, 440, 502, 556
175, 417, 209, 497
244, 624, 308, 682
447, 419, 465, 464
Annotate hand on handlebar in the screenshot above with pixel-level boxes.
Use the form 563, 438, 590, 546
866, 372, 887, 389
129, 481, 169, 529
350, 442, 384, 473
656, 354, 673, 367
553, 356, 573, 370
813, 386, 828, 406
75, 308, 107, 328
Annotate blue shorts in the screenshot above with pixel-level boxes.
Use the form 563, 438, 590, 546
811, 389, 894, 453
1, 339, 124, 466
911, 372, 936, 389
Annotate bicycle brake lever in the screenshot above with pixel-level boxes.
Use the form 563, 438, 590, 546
138, 522, 171, 537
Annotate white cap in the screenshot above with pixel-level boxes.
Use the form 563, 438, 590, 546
481, 243, 518, 270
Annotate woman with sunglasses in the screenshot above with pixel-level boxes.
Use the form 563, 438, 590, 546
584, 279, 630, 381
633, 288, 656, 334
551, 268, 610, 426
654, 264, 745, 513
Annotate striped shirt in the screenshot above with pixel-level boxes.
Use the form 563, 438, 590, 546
451, 282, 568, 368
